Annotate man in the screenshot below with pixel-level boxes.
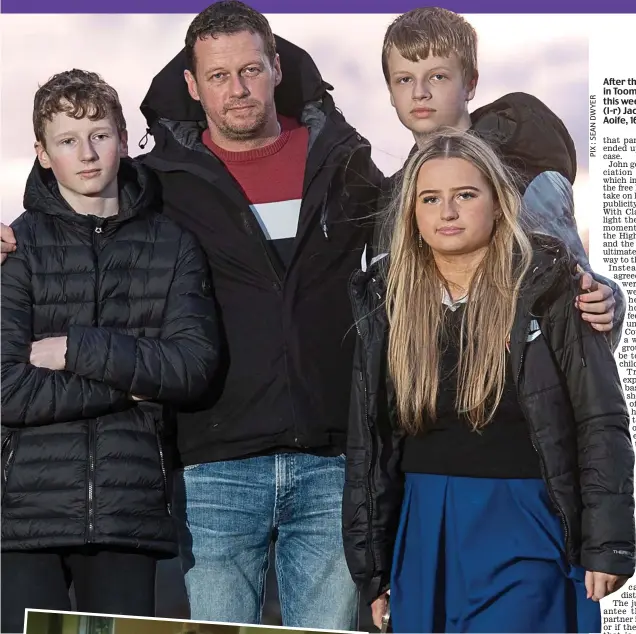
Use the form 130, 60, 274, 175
136, 1, 380, 628
0, 2, 618, 629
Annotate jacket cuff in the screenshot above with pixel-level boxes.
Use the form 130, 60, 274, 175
581, 549, 636, 577
363, 576, 390, 605
64, 325, 84, 374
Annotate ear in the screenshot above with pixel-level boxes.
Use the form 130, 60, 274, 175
272, 53, 282, 87
119, 129, 129, 157
466, 71, 479, 102
184, 69, 201, 102
35, 141, 51, 170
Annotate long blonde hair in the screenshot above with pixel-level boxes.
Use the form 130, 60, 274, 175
385, 130, 533, 433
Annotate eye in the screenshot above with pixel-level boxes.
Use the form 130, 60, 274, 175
59, 138, 74, 146
431, 73, 447, 81
457, 191, 476, 200
422, 196, 439, 204
93, 134, 109, 141
210, 72, 225, 81
243, 66, 261, 76
396, 76, 412, 85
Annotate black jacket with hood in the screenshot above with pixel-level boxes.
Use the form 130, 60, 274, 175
138, 36, 383, 466
380, 92, 625, 343
1, 158, 219, 554
343, 235, 634, 605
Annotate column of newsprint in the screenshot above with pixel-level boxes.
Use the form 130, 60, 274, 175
590, 14, 636, 633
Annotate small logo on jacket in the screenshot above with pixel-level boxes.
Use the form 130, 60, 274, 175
526, 319, 541, 342
613, 549, 634, 558
505, 320, 542, 354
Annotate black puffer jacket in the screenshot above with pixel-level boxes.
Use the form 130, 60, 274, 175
343, 235, 634, 604
137, 36, 382, 465
1, 158, 219, 555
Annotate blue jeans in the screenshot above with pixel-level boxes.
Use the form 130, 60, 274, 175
174, 453, 358, 629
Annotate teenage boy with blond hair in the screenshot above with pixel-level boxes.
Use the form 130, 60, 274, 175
379, 7, 616, 304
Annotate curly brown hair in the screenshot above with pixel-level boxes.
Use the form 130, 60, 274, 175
33, 69, 126, 146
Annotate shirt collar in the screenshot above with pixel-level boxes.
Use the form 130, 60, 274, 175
441, 287, 468, 311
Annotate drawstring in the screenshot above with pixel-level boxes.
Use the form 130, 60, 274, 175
320, 181, 332, 241
138, 128, 150, 150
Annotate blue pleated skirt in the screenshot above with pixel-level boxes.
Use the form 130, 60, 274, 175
390, 474, 601, 633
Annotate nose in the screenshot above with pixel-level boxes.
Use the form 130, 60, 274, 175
412, 77, 432, 101
79, 139, 98, 162
228, 73, 249, 98
440, 199, 459, 221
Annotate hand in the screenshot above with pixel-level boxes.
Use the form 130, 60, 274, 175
30, 337, 68, 370
1, 222, 16, 264
371, 592, 389, 630
585, 570, 629, 601
575, 273, 614, 332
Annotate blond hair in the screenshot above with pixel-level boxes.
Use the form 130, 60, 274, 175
385, 130, 533, 433
382, 7, 477, 84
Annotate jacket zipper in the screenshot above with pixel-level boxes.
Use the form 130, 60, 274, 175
87, 218, 105, 542
87, 422, 96, 542
238, 210, 282, 286
515, 325, 571, 555
156, 435, 172, 516
349, 273, 378, 574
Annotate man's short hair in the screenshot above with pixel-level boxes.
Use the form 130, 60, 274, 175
33, 69, 126, 146
185, 0, 277, 74
382, 7, 478, 84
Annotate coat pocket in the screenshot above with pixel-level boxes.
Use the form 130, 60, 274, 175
155, 432, 172, 517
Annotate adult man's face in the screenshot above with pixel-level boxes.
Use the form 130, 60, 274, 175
184, 30, 281, 141
386, 47, 476, 141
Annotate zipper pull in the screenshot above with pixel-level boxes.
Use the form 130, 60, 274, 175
139, 128, 150, 150
93, 217, 106, 234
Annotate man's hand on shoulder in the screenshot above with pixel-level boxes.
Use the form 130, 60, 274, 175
1, 222, 16, 263
575, 272, 614, 332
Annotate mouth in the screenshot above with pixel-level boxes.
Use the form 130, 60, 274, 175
411, 107, 436, 118
77, 169, 101, 177
436, 226, 464, 236
227, 104, 256, 112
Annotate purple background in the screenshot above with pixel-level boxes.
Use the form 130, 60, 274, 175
2, 0, 633, 12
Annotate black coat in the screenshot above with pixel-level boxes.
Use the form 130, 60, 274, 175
1, 158, 219, 555
343, 235, 634, 604
137, 36, 384, 466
